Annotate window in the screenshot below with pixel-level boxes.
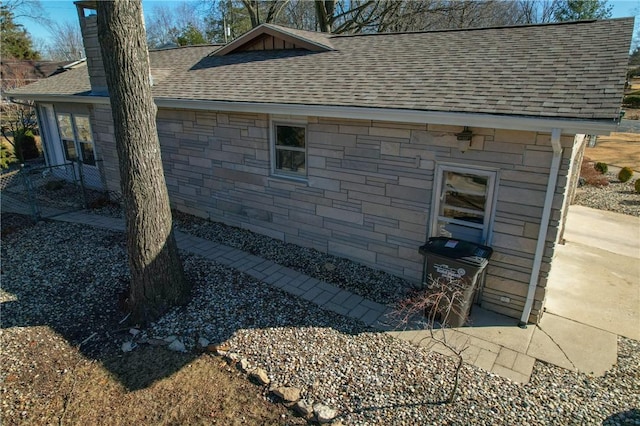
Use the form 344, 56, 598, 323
57, 113, 77, 162
74, 116, 96, 165
272, 123, 306, 177
56, 113, 96, 165
431, 165, 497, 244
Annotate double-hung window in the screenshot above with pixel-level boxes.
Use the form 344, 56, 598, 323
272, 123, 306, 178
431, 164, 497, 244
56, 113, 96, 166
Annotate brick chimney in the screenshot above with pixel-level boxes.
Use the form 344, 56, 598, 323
75, 1, 107, 94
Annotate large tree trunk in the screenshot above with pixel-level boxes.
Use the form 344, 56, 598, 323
96, 0, 190, 323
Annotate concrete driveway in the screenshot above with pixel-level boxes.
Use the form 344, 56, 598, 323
544, 205, 640, 341
505, 205, 640, 377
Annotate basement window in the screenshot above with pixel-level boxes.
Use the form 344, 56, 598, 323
272, 123, 306, 178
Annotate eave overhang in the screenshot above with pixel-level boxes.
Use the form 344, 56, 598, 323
9, 93, 619, 135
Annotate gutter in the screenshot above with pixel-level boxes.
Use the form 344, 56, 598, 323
519, 127, 563, 327
7, 98, 34, 108
154, 99, 618, 135
7, 93, 618, 135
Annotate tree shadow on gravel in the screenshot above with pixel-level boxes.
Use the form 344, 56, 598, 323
0, 215, 199, 391
0, 214, 370, 392
603, 409, 640, 425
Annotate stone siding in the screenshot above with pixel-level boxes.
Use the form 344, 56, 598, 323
89, 107, 573, 324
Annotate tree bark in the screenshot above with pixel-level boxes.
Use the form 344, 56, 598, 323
315, 0, 334, 32
96, 0, 189, 323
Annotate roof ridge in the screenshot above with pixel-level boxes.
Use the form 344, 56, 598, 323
331, 17, 634, 38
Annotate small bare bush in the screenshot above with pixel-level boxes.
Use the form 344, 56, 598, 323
391, 277, 472, 403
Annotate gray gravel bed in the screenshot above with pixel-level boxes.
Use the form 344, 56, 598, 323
2, 218, 639, 425
91, 206, 412, 306
574, 173, 639, 216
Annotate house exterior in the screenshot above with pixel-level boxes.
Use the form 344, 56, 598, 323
7, 2, 633, 325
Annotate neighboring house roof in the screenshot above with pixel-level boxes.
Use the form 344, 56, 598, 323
1, 59, 84, 92
8, 19, 634, 125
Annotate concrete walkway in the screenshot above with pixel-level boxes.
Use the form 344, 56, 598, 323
2, 198, 637, 384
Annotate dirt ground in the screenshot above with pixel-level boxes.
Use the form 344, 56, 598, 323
585, 131, 640, 171
0, 214, 293, 426
1, 333, 289, 426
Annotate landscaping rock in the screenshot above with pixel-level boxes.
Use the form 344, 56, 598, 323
168, 339, 186, 352
294, 399, 314, 416
250, 368, 270, 385
197, 337, 209, 348
313, 403, 337, 424
121, 341, 135, 352
239, 358, 250, 372
272, 386, 301, 402
205, 343, 229, 355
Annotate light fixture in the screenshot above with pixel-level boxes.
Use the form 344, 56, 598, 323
456, 126, 473, 153
456, 126, 473, 141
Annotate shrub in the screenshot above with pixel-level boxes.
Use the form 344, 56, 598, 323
623, 95, 640, 108
1, 143, 16, 169
13, 130, 39, 162
635, 179, 640, 194
618, 166, 634, 183
594, 162, 608, 174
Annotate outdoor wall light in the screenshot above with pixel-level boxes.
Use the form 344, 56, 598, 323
456, 126, 473, 153
456, 126, 473, 141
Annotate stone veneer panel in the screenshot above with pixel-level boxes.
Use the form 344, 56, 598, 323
85, 106, 572, 324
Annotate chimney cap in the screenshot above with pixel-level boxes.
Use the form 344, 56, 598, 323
74, 1, 97, 10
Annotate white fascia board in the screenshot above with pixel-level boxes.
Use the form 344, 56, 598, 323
10, 93, 618, 135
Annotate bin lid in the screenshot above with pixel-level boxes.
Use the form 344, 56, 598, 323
419, 237, 493, 266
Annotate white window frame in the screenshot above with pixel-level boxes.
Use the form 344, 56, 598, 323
55, 112, 97, 166
270, 120, 308, 180
430, 163, 498, 245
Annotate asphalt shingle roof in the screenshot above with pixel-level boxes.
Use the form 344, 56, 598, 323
9, 19, 634, 121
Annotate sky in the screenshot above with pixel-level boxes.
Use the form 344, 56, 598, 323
14, 0, 640, 48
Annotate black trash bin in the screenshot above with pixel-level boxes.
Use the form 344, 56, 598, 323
418, 237, 493, 327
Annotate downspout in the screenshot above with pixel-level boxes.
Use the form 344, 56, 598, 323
519, 128, 563, 328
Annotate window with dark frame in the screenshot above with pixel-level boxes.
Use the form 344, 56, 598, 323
274, 124, 306, 177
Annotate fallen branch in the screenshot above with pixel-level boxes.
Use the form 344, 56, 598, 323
118, 313, 131, 324
79, 332, 97, 347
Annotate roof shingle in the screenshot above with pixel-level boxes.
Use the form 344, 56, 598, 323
9, 19, 634, 121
